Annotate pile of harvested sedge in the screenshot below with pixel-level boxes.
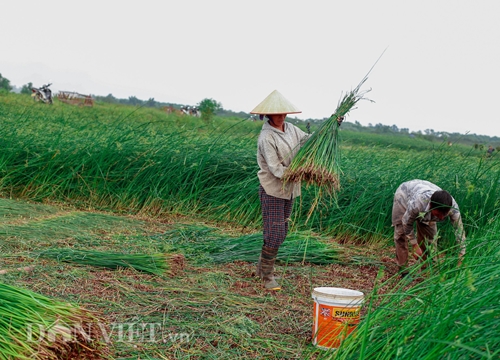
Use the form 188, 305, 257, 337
283, 76, 371, 193
36, 248, 174, 275
0, 283, 108, 360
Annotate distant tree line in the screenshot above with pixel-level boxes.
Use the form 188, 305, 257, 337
93, 93, 169, 108
301, 118, 500, 148
93, 94, 223, 121
1, 72, 498, 147
0, 73, 33, 94
0, 73, 13, 92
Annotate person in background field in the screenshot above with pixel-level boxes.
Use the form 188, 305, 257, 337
392, 179, 466, 277
487, 145, 494, 156
251, 90, 342, 290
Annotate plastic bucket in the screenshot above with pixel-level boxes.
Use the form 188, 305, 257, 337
311, 287, 364, 349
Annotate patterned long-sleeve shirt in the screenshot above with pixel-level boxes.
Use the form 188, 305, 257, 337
392, 179, 466, 255
257, 120, 309, 199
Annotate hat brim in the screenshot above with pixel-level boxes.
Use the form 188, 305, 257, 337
250, 90, 301, 115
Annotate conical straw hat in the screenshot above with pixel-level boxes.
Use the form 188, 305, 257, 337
250, 90, 301, 115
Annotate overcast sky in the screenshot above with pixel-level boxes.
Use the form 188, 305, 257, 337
2, 1, 499, 137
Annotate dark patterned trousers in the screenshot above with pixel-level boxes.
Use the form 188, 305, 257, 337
259, 185, 294, 249
394, 221, 437, 268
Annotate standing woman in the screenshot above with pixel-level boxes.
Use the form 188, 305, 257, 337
251, 90, 309, 291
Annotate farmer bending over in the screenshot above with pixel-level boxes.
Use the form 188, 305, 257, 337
392, 179, 466, 276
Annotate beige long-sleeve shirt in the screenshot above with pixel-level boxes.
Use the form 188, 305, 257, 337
257, 120, 309, 199
392, 179, 466, 255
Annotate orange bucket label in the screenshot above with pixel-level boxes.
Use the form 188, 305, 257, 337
312, 302, 360, 349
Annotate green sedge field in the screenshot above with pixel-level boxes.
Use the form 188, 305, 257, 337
0, 92, 499, 359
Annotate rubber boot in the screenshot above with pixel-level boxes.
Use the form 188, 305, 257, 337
256, 253, 280, 279
255, 254, 262, 278
261, 246, 280, 290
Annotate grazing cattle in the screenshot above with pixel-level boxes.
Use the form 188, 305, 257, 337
163, 105, 200, 117
180, 106, 201, 117
162, 105, 184, 115
189, 107, 201, 117
163, 105, 175, 114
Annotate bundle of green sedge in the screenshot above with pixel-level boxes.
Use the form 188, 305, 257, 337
36, 248, 175, 275
283, 76, 371, 192
157, 225, 339, 265
0, 283, 108, 360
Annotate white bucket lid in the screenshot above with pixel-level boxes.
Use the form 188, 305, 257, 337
312, 287, 364, 302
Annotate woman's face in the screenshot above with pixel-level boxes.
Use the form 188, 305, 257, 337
268, 114, 286, 122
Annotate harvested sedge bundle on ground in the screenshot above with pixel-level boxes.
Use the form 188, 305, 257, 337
0, 283, 108, 360
36, 248, 177, 275
156, 225, 339, 265
283, 76, 371, 192
209, 231, 339, 264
